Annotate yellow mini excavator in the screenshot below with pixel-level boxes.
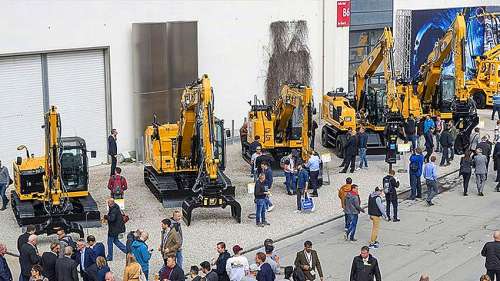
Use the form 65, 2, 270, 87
144, 74, 241, 226
414, 13, 479, 154
240, 83, 316, 162
321, 28, 421, 164
11, 106, 100, 237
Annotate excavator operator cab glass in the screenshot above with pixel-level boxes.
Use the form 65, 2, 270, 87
60, 137, 89, 192
290, 104, 304, 140
439, 75, 455, 112
214, 119, 226, 170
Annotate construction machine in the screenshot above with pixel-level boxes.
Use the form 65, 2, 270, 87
414, 13, 479, 154
241, 83, 316, 162
11, 106, 100, 237
321, 28, 421, 164
467, 43, 500, 108
144, 74, 241, 226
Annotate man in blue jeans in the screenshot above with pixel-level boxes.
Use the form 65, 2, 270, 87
423, 156, 438, 206
357, 127, 368, 170
344, 185, 364, 241
0, 161, 10, 211
295, 161, 309, 213
306, 151, 321, 197
409, 148, 424, 200
104, 198, 127, 261
254, 173, 269, 227
261, 162, 274, 212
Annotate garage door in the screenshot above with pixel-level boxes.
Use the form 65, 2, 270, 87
0, 55, 45, 173
47, 50, 107, 166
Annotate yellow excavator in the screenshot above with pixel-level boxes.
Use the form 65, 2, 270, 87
240, 83, 316, 162
144, 74, 241, 226
321, 28, 421, 164
11, 106, 100, 237
467, 43, 500, 108
414, 13, 479, 154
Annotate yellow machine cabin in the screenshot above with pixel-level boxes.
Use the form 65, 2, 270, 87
240, 83, 315, 162
144, 74, 241, 226
11, 106, 100, 237
467, 44, 500, 108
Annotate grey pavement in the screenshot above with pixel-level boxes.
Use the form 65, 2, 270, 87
254, 170, 500, 281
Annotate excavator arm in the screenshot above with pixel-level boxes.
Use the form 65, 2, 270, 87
273, 84, 303, 142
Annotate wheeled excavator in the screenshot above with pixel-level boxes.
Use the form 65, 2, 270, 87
240, 83, 316, 162
144, 74, 241, 226
467, 43, 500, 108
414, 13, 479, 155
11, 106, 100, 237
321, 28, 421, 164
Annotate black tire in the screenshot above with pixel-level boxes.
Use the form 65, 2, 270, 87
473, 92, 486, 109
335, 136, 345, 159
321, 128, 331, 148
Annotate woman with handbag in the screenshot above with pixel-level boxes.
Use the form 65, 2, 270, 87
0, 160, 10, 211
459, 150, 473, 196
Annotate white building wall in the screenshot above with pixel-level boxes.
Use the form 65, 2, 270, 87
0, 0, 349, 153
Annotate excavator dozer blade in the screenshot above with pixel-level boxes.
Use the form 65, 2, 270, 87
11, 191, 101, 237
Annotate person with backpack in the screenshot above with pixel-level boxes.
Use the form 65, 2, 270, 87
107, 167, 128, 199
382, 170, 400, 222
409, 148, 424, 200
460, 150, 473, 196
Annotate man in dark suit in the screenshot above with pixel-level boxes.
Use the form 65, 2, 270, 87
87, 235, 106, 258
294, 241, 323, 281
17, 225, 36, 254
0, 243, 12, 281
41, 242, 61, 281
19, 234, 41, 281
341, 129, 357, 173
108, 129, 118, 176
74, 239, 97, 281
56, 246, 79, 281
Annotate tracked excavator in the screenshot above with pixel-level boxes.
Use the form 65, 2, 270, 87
11, 106, 100, 237
321, 28, 421, 165
144, 74, 241, 226
414, 13, 479, 154
240, 83, 316, 162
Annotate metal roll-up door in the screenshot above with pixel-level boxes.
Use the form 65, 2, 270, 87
47, 50, 107, 166
0, 55, 45, 172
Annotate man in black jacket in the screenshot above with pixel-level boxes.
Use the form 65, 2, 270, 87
41, 242, 61, 281
382, 170, 400, 222
341, 129, 357, 173
481, 231, 500, 281
108, 129, 118, 176
439, 125, 453, 166
17, 225, 36, 254
350, 246, 381, 281
165, 255, 185, 281
404, 114, 417, 151
19, 234, 41, 281
55, 246, 79, 281
213, 242, 230, 281
0, 243, 12, 281
478, 136, 493, 171
104, 198, 126, 261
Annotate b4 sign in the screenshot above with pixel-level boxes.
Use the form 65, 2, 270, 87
337, 1, 351, 27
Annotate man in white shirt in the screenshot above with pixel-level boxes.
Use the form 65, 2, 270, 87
226, 245, 249, 281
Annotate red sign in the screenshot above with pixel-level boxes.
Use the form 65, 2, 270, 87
337, 1, 351, 27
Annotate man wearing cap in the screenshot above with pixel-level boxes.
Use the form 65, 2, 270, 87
226, 245, 250, 281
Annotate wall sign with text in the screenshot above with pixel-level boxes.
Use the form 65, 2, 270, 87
337, 1, 351, 27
